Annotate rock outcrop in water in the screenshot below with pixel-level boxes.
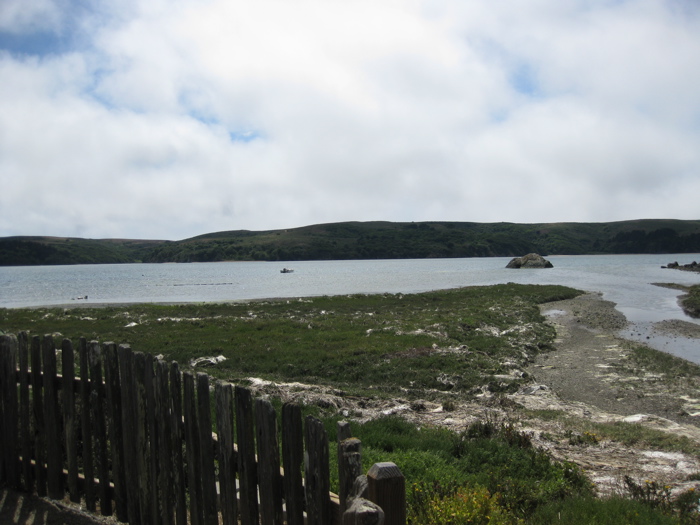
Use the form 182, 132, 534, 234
664, 261, 700, 273
506, 253, 553, 269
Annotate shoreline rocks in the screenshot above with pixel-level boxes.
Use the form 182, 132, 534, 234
663, 261, 700, 273
506, 253, 553, 269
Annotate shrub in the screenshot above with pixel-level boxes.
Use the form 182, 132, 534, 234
409, 483, 521, 525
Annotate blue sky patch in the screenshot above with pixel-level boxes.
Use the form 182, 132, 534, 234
0, 30, 74, 57
509, 62, 540, 97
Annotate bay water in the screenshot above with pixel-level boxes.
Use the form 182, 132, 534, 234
1, 254, 699, 362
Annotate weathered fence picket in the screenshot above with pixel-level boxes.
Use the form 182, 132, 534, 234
235, 384, 259, 525
62, 338, 80, 503
31, 335, 46, 497
215, 382, 237, 525
0, 332, 406, 525
169, 361, 188, 525
1, 334, 19, 489
281, 402, 305, 525
256, 398, 284, 525
19, 333, 32, 493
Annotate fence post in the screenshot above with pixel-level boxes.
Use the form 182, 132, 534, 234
305, 416, 331, 525
31, 336, 47, 497
170, 362, 187, 525
144, 353, 159, 525
118, 345, 141, 525
105, 342, 128, 522
343, 497, 385, 525
79, 337, 95, 510
281, 403, 304, 525
133, 352, 153, 525
89, 341, 111, 516
337, 421, 352, 515
156, 359, 174, 525
215, 382, 237, 525
1, 334, 19, 488
43, 335, 63, 500
62, 338, 80, 503
338, 436, 362, 516
18, 332, 32, 493
235, 385, 259, 525
196, 373, 218, 525
256, 398, 283, 525
183, 371, 203, 525
367, 462, 405, 525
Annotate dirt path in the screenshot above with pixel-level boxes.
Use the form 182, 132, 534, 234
515, 293, 700, 495
529, 292, 699, 424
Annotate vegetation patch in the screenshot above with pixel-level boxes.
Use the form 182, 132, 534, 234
0, 283, 579, 399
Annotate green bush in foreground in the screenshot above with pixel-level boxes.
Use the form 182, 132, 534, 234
335, 415, 593, 521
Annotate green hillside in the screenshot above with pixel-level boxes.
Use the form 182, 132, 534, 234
0, 237, 163, 266
2, 219, 700, 266
142, 219, 700, 263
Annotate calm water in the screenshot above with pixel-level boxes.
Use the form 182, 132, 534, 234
1, 254, 699, 362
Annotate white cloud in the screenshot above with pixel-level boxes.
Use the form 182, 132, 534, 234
1, 0, 699, 239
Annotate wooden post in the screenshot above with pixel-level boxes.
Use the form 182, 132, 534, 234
79, 337, 96, 511
156, 359, 174, 525
339, 437, 362, 516
367, 463, 405, 525
105, 343, 128, 522
256, 398, 283, 525
43, 335, 63, 500
118, 344, 140, 525
89, 341, 111, 516
133, 352, 152, 525
184, 371, 203, 525
196, 373, 218, 525
343, 498, 385, 525
32, 335, 47, 497
144, 353, 159, 525
235, 385, 259, 525
215, 382, 237, 525
170, 362, 187, 525
18, 332, 32, 492
1, 334, 19, 488
281, 403, 304, 525
62, 338, 80, 503
305, 416, 331, 525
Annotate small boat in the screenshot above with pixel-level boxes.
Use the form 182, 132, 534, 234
280, 268, 294, 273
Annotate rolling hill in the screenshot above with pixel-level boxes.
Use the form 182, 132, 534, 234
2, 219, 700, 266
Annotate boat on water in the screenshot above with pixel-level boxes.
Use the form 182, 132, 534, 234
280, 268, 294, 273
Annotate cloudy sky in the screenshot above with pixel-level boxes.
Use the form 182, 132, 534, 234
1, 0, 699, 240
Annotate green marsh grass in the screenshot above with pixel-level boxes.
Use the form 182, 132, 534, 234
0, 283, 579, 398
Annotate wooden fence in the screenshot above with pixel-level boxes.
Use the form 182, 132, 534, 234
0, 333, 405, 525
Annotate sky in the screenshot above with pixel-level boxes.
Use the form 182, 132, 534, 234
1, 0, 699, 241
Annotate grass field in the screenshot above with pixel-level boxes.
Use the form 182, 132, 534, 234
1, 283, 578, 399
